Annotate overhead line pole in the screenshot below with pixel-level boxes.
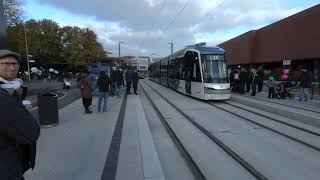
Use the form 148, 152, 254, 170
23, 23, 31, 81
168, 43, 173, 55
0, 0, 7, 49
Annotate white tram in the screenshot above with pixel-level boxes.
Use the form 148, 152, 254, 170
149, 42, 230, 100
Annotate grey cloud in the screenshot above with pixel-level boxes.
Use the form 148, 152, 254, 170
32, 0, 316, 56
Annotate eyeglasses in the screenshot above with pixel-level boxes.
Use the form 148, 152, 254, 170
0, 62, 20, 67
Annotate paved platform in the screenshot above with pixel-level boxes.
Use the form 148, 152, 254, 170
24, 90, 165, 180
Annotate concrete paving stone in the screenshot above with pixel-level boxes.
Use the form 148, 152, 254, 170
24, 96, 122, 180
139, 86, 195, 180
136, 96, 165, 179
177, 100, 320, 179
142, 79, 320, 179
233, 92, 320, 112
141, 81, 255, 179
230, 94, 320, 125
214, 102, 320, 148
116, 94, 165, 180
227, 100, 320, 133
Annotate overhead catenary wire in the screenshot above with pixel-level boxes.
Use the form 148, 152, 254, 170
163, 0, 192, 32
160, 0, 167, 12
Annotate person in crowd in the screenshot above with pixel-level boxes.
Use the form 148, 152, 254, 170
81, 70, 93, 114
249, 67, 258, 96
125, 69, 133, 94
112, 67, 123, 97
298, 65, 313, 101
239, 67, 247, 94
266, 74, 276, 98
245, 67, 251, 92
97, 71, 111, 112
0, 50, 40, 180
132, 70, 139, 95
257, 66, 264, 92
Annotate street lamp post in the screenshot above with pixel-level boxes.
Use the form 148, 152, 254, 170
23, 23, 31, 81
168, 42, 173, 55
118, 41, 124, 67
118, 41, 124, 58
0, 0, 7, 49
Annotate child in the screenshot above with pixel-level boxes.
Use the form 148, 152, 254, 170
266, 75, 276, 98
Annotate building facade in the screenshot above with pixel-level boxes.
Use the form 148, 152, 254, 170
218, 4, 320, 82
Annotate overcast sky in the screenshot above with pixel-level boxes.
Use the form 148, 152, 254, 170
23, 0, 319, 58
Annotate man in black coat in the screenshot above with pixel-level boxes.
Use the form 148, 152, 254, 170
239, 67, 247, 94
298, 66, 313, 101
125, 69, 133, 94
257, 66, 264, 92
112, 67, 123, 97
0, 50, 40, 180
132, 70, 139, 95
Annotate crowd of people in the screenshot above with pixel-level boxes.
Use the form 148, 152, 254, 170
230, 65, 314, 101
79, 67, 140, 114
230, 65, 265, 96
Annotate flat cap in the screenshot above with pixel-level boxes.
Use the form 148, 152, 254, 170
0, 50, 21, 62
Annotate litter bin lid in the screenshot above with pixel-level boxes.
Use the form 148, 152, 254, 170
41, 92, 58, 97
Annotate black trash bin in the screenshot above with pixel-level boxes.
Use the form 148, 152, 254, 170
38, 92, 59, 127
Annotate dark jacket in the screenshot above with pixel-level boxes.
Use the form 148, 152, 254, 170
132, 72, 139, 84
299, 71, 313, 88
239, 70, 247, 83
112, 70, 123, 85
0, 88, 40, 180
125, 70, 133, 82
97, 75, 110, 92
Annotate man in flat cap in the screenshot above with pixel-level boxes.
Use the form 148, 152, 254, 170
0, 50, 40, 180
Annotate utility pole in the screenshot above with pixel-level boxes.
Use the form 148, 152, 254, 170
118, 42, 124, 67
0, 0, 7, 49
168, 42, 173, 55
118, 41, 124, 58
23, 23, 31, 81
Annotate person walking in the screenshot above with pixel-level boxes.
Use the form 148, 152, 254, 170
125, 69, 133, 94
0, 50, 40, 180
81, 70, 93, 114
112, 67, 123, 97
249, 67, 258, 96
298, 65, 313, 101
97, 71, 110, 112
239, 67, 247, 94
257, 66, 264, 92
132, 70, 139, 95
245, 67, 251, 92
266, 74, 276, 98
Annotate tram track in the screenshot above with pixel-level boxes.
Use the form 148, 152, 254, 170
140, 81, 268, 180
139, 83, 207, 180
209, 102, 320, 152
224, 101, 320, 137
238, 94, 320, 114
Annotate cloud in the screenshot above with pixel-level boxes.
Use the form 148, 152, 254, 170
29, 0, 317, 57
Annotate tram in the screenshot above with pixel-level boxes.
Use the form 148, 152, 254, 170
149, 42, 230, 100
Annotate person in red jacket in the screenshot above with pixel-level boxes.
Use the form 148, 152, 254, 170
0, 50, 40, 180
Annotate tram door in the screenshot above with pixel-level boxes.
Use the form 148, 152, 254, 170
184, 51, 193, 94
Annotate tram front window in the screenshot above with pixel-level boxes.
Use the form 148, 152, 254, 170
201, 55, 228, 83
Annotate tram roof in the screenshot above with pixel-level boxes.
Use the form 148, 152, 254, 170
151, 46, 225, 64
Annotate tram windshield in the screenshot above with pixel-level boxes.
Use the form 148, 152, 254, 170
201, 55, 228, 83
